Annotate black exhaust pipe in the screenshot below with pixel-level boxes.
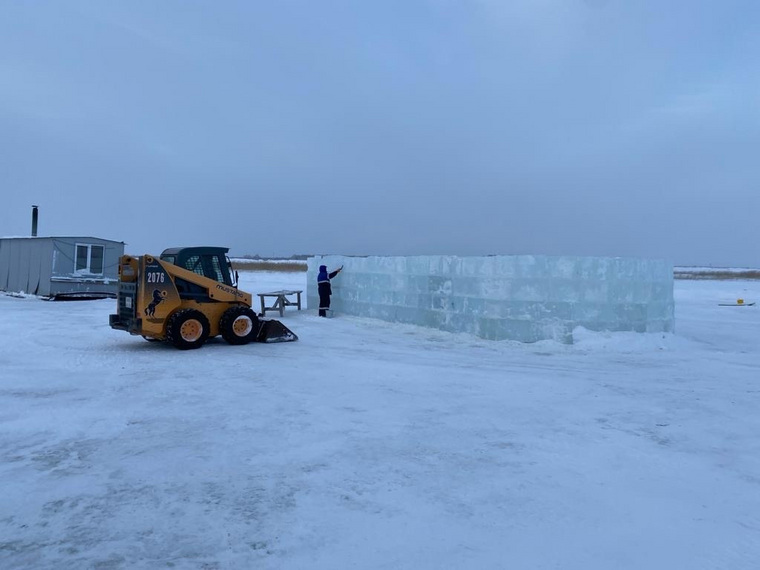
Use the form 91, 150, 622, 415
32, 205, 38, 237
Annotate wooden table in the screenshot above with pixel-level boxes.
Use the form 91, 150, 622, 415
257, 290, 303, 317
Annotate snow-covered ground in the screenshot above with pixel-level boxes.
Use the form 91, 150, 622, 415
1, 273, 759, 569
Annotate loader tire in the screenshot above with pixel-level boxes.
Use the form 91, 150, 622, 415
166, 309, 210, 350
220, 306, 260, 345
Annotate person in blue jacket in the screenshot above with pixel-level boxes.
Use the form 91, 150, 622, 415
317, 264, 343, 317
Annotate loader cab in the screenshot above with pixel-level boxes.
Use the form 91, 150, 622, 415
160, 247, 235, 287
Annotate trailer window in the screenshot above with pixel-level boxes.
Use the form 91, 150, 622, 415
91, 246, 104, 273
76, 246, 88, 271
74, 244, 105, 275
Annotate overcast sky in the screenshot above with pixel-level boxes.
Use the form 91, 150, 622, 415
1, 1, 758, 265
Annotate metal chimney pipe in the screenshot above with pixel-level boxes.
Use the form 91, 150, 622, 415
32, 205, 38, 237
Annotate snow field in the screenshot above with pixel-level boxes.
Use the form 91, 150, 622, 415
0, 273, 758, 569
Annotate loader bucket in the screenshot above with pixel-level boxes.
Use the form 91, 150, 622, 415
256, 319, 299, 343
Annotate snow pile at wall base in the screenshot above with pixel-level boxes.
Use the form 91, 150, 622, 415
307, 255, 674, 343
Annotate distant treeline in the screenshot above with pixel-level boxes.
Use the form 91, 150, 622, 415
231, 258, 760, 279
236, 254, 312, 261
674, 267, 760, 280
231, 258, 307, 272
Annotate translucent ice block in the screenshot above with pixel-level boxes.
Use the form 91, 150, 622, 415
307, 255, 674, 343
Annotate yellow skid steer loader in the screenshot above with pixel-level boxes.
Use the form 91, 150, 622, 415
109, 247, 297, 349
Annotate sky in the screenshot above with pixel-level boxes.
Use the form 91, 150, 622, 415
1, 1, 758, 265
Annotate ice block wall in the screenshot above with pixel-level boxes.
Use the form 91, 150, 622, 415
307, 256, 674, 343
